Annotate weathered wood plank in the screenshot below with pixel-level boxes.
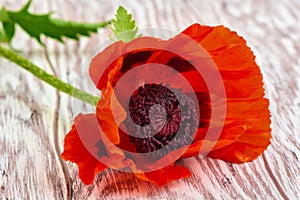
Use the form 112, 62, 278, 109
0, 0, 299, 199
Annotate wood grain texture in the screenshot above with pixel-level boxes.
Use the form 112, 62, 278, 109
0, 0, 300, 199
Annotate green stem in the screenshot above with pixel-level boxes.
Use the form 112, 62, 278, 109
0, 45, 99, 106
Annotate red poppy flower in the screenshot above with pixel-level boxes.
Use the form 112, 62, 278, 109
61, 23, 271, 186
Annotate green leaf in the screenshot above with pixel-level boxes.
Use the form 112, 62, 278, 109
0, 29, 8, 43
3, 22, 15, 43
0, 0, 111, 45
0, 8, 10, 22
111, 6, 141, 42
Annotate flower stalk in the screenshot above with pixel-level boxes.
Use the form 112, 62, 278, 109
0, 45, 99, 106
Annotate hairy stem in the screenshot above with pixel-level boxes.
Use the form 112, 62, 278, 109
0, 45, 99, 106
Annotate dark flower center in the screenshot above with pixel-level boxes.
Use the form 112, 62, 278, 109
125, 83, 198, 158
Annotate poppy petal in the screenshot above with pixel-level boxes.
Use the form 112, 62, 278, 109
89, 37, 167, 90
135, 165, 191, 186
61, 114, 108, 184
96, 58, 127, 144
182, 23, 271, 162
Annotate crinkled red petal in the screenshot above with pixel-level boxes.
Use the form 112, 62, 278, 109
181, 23, 271, 162
135, 165, 191, 186
61, 114, 107, 184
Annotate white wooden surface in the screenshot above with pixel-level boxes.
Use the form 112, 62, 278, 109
0, 0, 300, 199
